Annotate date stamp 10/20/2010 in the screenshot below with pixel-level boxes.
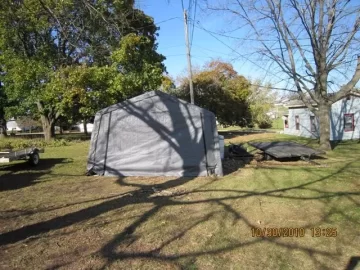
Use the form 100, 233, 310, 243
251, 227, 338, 238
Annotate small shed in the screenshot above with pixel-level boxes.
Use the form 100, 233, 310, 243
87, 91, 223, 177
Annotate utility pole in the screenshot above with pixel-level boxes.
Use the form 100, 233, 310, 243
183, 9, 195, 104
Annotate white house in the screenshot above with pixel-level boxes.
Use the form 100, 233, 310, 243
72, 122, 94, 133
283, 93, 360, 141
6, 118, 22, 132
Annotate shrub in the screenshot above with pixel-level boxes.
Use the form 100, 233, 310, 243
258, 120, 272, 129
49, 139, 68, 147
0, 138, 73, 151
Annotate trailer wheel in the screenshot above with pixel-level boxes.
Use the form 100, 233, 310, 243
29, 152, 40, 166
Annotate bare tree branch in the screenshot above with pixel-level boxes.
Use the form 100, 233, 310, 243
330, 55, 360, 102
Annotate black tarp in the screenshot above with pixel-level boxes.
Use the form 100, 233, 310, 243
249, 141, 325, 158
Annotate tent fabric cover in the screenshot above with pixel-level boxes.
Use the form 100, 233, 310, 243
87, 91, 223, 177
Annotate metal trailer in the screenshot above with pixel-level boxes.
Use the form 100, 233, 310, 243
0, 148, 44, 166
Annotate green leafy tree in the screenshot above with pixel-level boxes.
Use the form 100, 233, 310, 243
0, 0, 165, 140
0, 83, 7, 137
177, 60, 251, 126
110, 33, 165, 99
160, 75, 176, 93
248, 81, 277, 128
51, 34, 165, 132
16, 116, 42, 133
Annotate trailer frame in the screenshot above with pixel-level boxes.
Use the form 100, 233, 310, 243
0, 148, 44, 166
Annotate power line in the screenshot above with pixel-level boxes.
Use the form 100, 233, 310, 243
192, 44, 239, 57
154, 17, 298, 92
192, 21, 298, 91
188, 0, 193, 13
166, 47, 231, 59
166, 53, 188, 57
133, 17, 180, 31
161, 44, 185, 50
190, 0, 197, 51
188, 21, 357, 42
166, 53, 217, 58
249, 84, 297, 93
151, 9, 300, 93
155, 17, 180, 25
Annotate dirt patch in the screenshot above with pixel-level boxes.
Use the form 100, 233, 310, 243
225, 132, 278, 144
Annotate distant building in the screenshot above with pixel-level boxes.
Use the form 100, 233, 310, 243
6, 118, 22, 132
72, 122, 94, 133
267, 96, 290, 119
283, 93, 360, 140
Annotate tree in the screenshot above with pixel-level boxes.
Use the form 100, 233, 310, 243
248, 81, 277, 128
110, 33, 165, 99
16, 116, 42, 133
54, 34, 165, 132
0, 84, 7, 137
160, 75, 176, 93
0, 0, 165, 140
208, 0, 360, 150
176, 60, 251, 126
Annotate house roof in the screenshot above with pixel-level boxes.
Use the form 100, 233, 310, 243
285, 91, 360, 108
285, 98, 316, 108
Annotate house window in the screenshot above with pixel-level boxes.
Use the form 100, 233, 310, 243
295, 115, 300, 130
344, 114, 354, 132
310, 116, 316, 132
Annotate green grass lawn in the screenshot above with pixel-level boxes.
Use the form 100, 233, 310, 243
270, 117, 284, 130
217, 116, 285, 132
0, 134, 359, 270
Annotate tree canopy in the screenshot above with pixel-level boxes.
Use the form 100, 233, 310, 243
248, 81, 277, 128
160, 75, 176, 93
176, 60, 252, 126
0, 0, 165, 140
0, 84, 7, 137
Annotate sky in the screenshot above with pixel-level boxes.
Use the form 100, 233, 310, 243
138, 0, 272, 85
139, 0, 359, 92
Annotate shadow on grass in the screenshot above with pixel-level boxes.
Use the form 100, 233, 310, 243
218, 129, 274, 140
330, 139, 360, 150
97, 162, 358, 269
221, 148, 253, 175
222, 158, 252, 175
1, 95, 359, 269
0, 158, 68, 191
0, 160, 358, 270
56, 133, 91, 141
345, 256, 360, 270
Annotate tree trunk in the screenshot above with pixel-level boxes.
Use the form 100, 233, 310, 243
0, 109, 7, 138
37, 102, 58, 141
83, 119, 88, 135
318, 103, 331, 151
0, 118, 7, 138
41, 116, 55, 141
